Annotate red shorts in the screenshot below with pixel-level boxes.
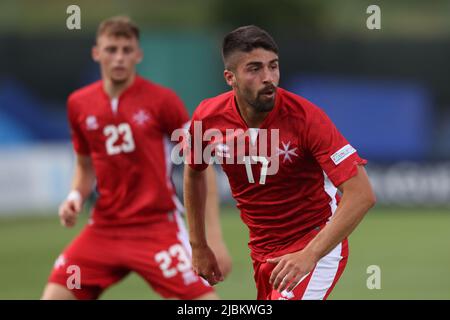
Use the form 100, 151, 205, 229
48, 212, 213, 300
253, 238, 349, 300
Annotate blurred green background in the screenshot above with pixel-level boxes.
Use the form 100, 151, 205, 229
1, 207, 449, 299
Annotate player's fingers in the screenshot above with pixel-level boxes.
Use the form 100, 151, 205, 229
212, 262, 224, 282
59, 216, 67, 227
59, 202, 74, 218
195, 264, 215, 285
60, 216, 71, 227
61, 211, 77, 228
62, 217, 74, 228
58, 204, 67, 218
192, 264, 200, 276
286, 272, 308, 293
58, 206, 69, 225
67, 216, 77, 227
278, 270, 299, 293
269, 259, 285, 284
202, 270, 218, 286
60, 213, 74, 227
68, 200, 81, 214
72, 199, 82, 213
272, 265, 290, 291
207, 277, 218, 286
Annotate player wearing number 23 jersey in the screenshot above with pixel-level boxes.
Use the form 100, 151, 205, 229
47, 75, 214, 299
43, 16, 229, 300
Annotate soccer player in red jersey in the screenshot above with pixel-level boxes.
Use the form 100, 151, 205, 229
184, 25, 376, 300
41, 16, 230, 300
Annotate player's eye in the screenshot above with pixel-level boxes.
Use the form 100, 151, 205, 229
105, 47, 116, 54
123, 47, 134, 54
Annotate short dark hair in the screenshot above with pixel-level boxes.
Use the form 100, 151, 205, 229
222, 25, 279, 69
97, 16, 140, 40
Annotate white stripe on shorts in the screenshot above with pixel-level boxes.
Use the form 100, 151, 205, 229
301, 242, 343, 300
174, 210, 192, 256
174, 210, 211, 287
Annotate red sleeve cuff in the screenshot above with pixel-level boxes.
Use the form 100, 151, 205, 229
327, 157, 367, 187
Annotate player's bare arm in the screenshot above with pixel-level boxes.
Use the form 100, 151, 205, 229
204, 166, 233, 277
184, 164, 224, 286
58, 154, 95, 228
268, 165, 376, 292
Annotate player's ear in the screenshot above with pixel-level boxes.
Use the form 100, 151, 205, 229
224, 69, 235, 87
92, 45, 100, 62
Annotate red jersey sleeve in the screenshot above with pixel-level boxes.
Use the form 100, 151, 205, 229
67, 95, 90, 155
160, 90, 190, 136
304, 105, 367, 187
186, 106, 209, 171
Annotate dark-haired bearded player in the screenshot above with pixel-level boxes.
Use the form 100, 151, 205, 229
185, 25, 375, 300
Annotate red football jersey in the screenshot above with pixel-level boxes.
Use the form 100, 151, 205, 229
68, 75, 189, 231
188, 88, 367, 261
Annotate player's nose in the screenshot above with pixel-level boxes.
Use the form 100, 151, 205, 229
261, 66, 275, 84
114, 50, 126, 62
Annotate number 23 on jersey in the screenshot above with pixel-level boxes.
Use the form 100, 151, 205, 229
103, 123, 135, 155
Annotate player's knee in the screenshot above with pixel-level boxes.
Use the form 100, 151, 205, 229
41, 283, 77, 300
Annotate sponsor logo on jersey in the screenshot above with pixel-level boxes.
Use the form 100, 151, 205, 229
86, 115, 99, 130
331, 144, 356, 165
53, 254, 66, 269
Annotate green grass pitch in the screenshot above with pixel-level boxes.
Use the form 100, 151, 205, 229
0, 207, 449, 299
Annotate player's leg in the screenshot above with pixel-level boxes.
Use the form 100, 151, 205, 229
126, 211, 218, 300
42, 227, 129, 300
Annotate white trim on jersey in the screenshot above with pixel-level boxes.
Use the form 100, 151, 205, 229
323, 171, 338, 220
249, 128, 259, 146
110, 97, 119, 114
301, 242, 343, 300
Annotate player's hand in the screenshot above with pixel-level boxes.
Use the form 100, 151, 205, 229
267, 249, 317, 293
191, 244, 224, 286
209, 240, 232, 278
58, 196, 82, 228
